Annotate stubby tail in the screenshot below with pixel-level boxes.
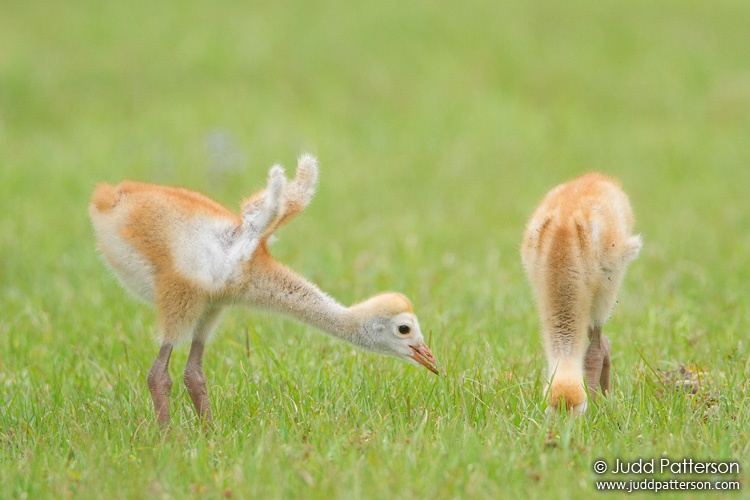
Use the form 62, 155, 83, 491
90, 183, 119, 213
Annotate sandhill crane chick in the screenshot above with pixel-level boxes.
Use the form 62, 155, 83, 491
521, 173, 642, 415
89, 154, 442, 427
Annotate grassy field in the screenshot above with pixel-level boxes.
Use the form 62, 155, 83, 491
2, 0, 749, 498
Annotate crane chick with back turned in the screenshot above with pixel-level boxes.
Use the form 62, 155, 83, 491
521, 173, 641, 415
89, 154, 441, 426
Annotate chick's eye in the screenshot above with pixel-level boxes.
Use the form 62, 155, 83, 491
398, 325, 411, 335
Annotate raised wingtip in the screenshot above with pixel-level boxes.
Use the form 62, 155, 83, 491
296, 153, 319, 186
297, 153, 318, 169
624, 234, 643, 262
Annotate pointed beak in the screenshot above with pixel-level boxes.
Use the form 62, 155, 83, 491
409, 343, 445, 376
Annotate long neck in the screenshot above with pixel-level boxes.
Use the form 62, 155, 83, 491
236, 249, 362, 344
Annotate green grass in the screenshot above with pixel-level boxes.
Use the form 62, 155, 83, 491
2, 0, 749, 498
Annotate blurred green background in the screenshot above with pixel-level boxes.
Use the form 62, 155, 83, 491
1, 0, 748, 498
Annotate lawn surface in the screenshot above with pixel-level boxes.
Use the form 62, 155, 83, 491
1, 1, 749, 498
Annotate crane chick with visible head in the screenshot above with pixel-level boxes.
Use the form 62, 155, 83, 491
89, 154, 441, 427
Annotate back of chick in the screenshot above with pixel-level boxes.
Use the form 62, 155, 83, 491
521, 173, 641, 414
